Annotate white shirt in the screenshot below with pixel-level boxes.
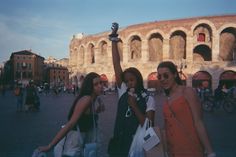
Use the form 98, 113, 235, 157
117, 83, 156, 112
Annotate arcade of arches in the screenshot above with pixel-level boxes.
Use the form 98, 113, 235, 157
69, 15, 236, 91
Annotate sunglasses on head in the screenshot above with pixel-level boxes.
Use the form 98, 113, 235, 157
158, 73, 169, 80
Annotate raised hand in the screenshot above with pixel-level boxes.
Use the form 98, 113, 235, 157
109, 22, 119, 41
111, 22, 119, 35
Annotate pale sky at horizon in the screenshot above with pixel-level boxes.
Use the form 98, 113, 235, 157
0, 0, 236, 64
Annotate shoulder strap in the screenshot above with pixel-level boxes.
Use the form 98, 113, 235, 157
166, 101, 202, 152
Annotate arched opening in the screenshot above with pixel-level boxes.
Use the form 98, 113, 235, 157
129, 35, 142, 61
219, 27, 236, 61
148, 33, 163, 61
169, 31, 186, 60
193, 45, 212, 61
192, 71, 212, 89
219, 70, 236, 89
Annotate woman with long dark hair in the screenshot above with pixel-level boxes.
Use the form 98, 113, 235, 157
38, 72, 103, 154
157, 61, 216, 157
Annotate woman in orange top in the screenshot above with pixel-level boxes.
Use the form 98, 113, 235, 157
157, 61, 216, 157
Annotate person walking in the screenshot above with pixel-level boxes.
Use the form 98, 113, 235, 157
108, 22, 156, 157
15, 83, 24, 112
25, 80, 38, 111
157, 61, 216, 157
38, 72, 104, 156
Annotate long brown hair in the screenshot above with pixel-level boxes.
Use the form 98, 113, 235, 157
67, 72, 100, 120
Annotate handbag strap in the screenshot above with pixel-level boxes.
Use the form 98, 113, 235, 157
91, 101, 97, 142
61, 128, 68, 154
166, 101, 202, 152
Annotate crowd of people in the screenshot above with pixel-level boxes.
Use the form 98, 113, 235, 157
14, 80, 40, 112
34, 23, 218, 157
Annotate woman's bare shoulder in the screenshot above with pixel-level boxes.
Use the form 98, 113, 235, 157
76, 96, 92, 104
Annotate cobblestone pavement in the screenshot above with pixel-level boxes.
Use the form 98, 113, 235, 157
0, 90, 236, 157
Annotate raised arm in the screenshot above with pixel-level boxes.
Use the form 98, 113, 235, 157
109, 22, 123, 88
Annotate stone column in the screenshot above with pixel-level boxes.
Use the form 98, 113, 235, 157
186, 36, 193, 63
212, 35, 220, 62
163, 38, 169, 60
142, 39, 149, 62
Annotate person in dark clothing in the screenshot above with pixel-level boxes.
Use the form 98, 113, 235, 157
108, 23, 156, 157
25, 81, 38, 111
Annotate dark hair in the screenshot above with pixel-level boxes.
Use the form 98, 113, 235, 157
122, 67, 145, 92
157, 61, 183, 85
68, 72, 100, 120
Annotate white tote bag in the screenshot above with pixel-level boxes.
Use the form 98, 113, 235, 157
142, 120, 160, 151
128, 118, 161, 157
54, 126, 83, 157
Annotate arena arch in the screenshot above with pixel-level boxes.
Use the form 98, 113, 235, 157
191, 19, 217, 36
193, 23, 213, 48
219, 27, 236, 61
193, 45, 212, 61
86, 43, 95, 64
98, 40, 108, 64
169, 30, 187, 60
219, 70, 236, 88
145, 29, 165, 40
128, 35, 142, 61
192, 71, 212, 89
148, 32, 164, 61
168, 27, 189, 38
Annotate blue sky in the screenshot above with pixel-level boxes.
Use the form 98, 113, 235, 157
0, 0, 236, 64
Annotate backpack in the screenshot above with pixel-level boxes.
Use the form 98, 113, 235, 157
14, 87, 20, 96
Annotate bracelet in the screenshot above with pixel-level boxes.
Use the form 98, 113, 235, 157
109, 36, 120, 42
109, 33, 119, 42
207, 152, 216, 157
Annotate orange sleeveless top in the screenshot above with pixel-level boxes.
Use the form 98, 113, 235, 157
163, 96, 204, 157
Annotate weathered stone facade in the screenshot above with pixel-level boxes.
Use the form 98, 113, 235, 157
69, 15, 236, 90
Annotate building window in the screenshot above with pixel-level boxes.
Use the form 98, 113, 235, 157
197, 33, 205, 42
16, 71, 21, 79
17, 63, 20, 69
28, 72, 32, 78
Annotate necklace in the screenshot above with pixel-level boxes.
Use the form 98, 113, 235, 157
166, 84, 179, 100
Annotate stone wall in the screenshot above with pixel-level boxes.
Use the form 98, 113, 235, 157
69, 15, 236, 90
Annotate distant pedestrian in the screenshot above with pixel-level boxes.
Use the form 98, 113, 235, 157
25, 80, 38, 111
14, 84, 24, 112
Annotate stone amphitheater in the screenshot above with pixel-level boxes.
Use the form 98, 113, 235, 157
69, 14, 236, 90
